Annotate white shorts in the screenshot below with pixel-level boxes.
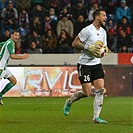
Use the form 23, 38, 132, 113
0, 69, 13, 80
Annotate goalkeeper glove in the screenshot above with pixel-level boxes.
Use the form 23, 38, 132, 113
84, 43, 101, 57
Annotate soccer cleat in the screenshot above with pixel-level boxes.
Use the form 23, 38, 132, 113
0, 97, 3, 106
63, 100, 71, 116
93, 118, 107, 124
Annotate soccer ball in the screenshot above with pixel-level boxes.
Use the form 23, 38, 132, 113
99, 47, 105, 58
95, 40, 105, 58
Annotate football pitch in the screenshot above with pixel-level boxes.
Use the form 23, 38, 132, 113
0, 97, 132, 133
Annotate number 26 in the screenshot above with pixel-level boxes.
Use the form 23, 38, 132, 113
84, 75, 90, 81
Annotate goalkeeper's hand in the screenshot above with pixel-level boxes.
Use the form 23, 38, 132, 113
84, 42, 103, 57
88, 44, 101, 56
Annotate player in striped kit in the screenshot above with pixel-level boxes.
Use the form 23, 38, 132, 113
63, 9, 108, 124
0, 30, 29, 105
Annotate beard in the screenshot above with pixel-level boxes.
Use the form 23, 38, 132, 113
99, 20, 105, 26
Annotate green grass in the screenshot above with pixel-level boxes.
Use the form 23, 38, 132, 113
0, 97, 132, 133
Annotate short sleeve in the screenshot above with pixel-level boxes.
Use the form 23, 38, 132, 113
7, 41, 15, 54
78, 27, 90, 43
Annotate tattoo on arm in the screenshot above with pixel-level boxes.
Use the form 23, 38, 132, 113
72, 36, 84, 50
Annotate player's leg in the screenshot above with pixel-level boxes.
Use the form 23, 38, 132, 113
1, 75, 17, 95
63, 64, 92, 116
93, 79, 107, 124
0, 69, 3, 105
63, 83, 91, 116
0, 69, 17, 105
69, 83, 91, 104
92, 64, 107, 124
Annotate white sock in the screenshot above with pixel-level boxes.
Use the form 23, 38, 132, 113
93, 89, 104, 120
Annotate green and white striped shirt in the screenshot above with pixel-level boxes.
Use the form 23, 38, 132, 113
0, 39, 15, 70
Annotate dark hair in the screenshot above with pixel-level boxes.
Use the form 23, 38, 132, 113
11, 29, 19, 34
93, 9, 105, 19
60, 29, 70, 38
45, 29, 55, 37
4, 28, 9, 32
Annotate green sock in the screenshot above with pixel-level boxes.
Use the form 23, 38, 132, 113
1, 82, 14, 96
0, 93, 2, 97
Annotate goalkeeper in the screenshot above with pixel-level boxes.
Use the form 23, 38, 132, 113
63, 9, 108, 124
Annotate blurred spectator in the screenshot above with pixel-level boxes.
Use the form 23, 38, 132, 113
44, 15, 52, 32
59, 0, 71, 12
105, 0, 117, 15
56, 14, 74, 38
0, 28, 10, 42
57, 29, 73, 53
48, 8, 58, 34
107, 28, 117, 52
74, 15, 88, 36
30, 4, 46, 23
89, 0, 104, 9
31, 0, 43, 9
1, 0, 18, 30
71, 0, 89, 9
4, 0, 17, 8
117, 16, 132, 35
18, 27, 29, 52
29, 30, 43, 51
117, 28, 132, 53
117, 0, 132, 7
71, 0, 88, 22
82, 0, 89, 7
106, 19, 117, 34
15, 39, 22, 54
49, 8, 58, 22
106, 0, 117, 22
27, 41, 42, 54
30, 16, 44, 35
58, 7, 72, 21
116, 0, 131, 23
45, 0, 60, 13
43, 29, 57, 53
15, 0, 31, 14
19, 9, 29, 29
88, 3, 99, 24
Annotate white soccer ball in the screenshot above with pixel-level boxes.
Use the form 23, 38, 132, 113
94, 40, 106, 58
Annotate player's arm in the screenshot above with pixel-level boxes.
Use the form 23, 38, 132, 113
72, 36, 101, 55
10, 53, 29, 60
72, 36, 85, 50
7, 41, 29, 59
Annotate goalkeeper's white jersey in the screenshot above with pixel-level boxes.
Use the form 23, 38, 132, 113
77, 24, 107, 66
